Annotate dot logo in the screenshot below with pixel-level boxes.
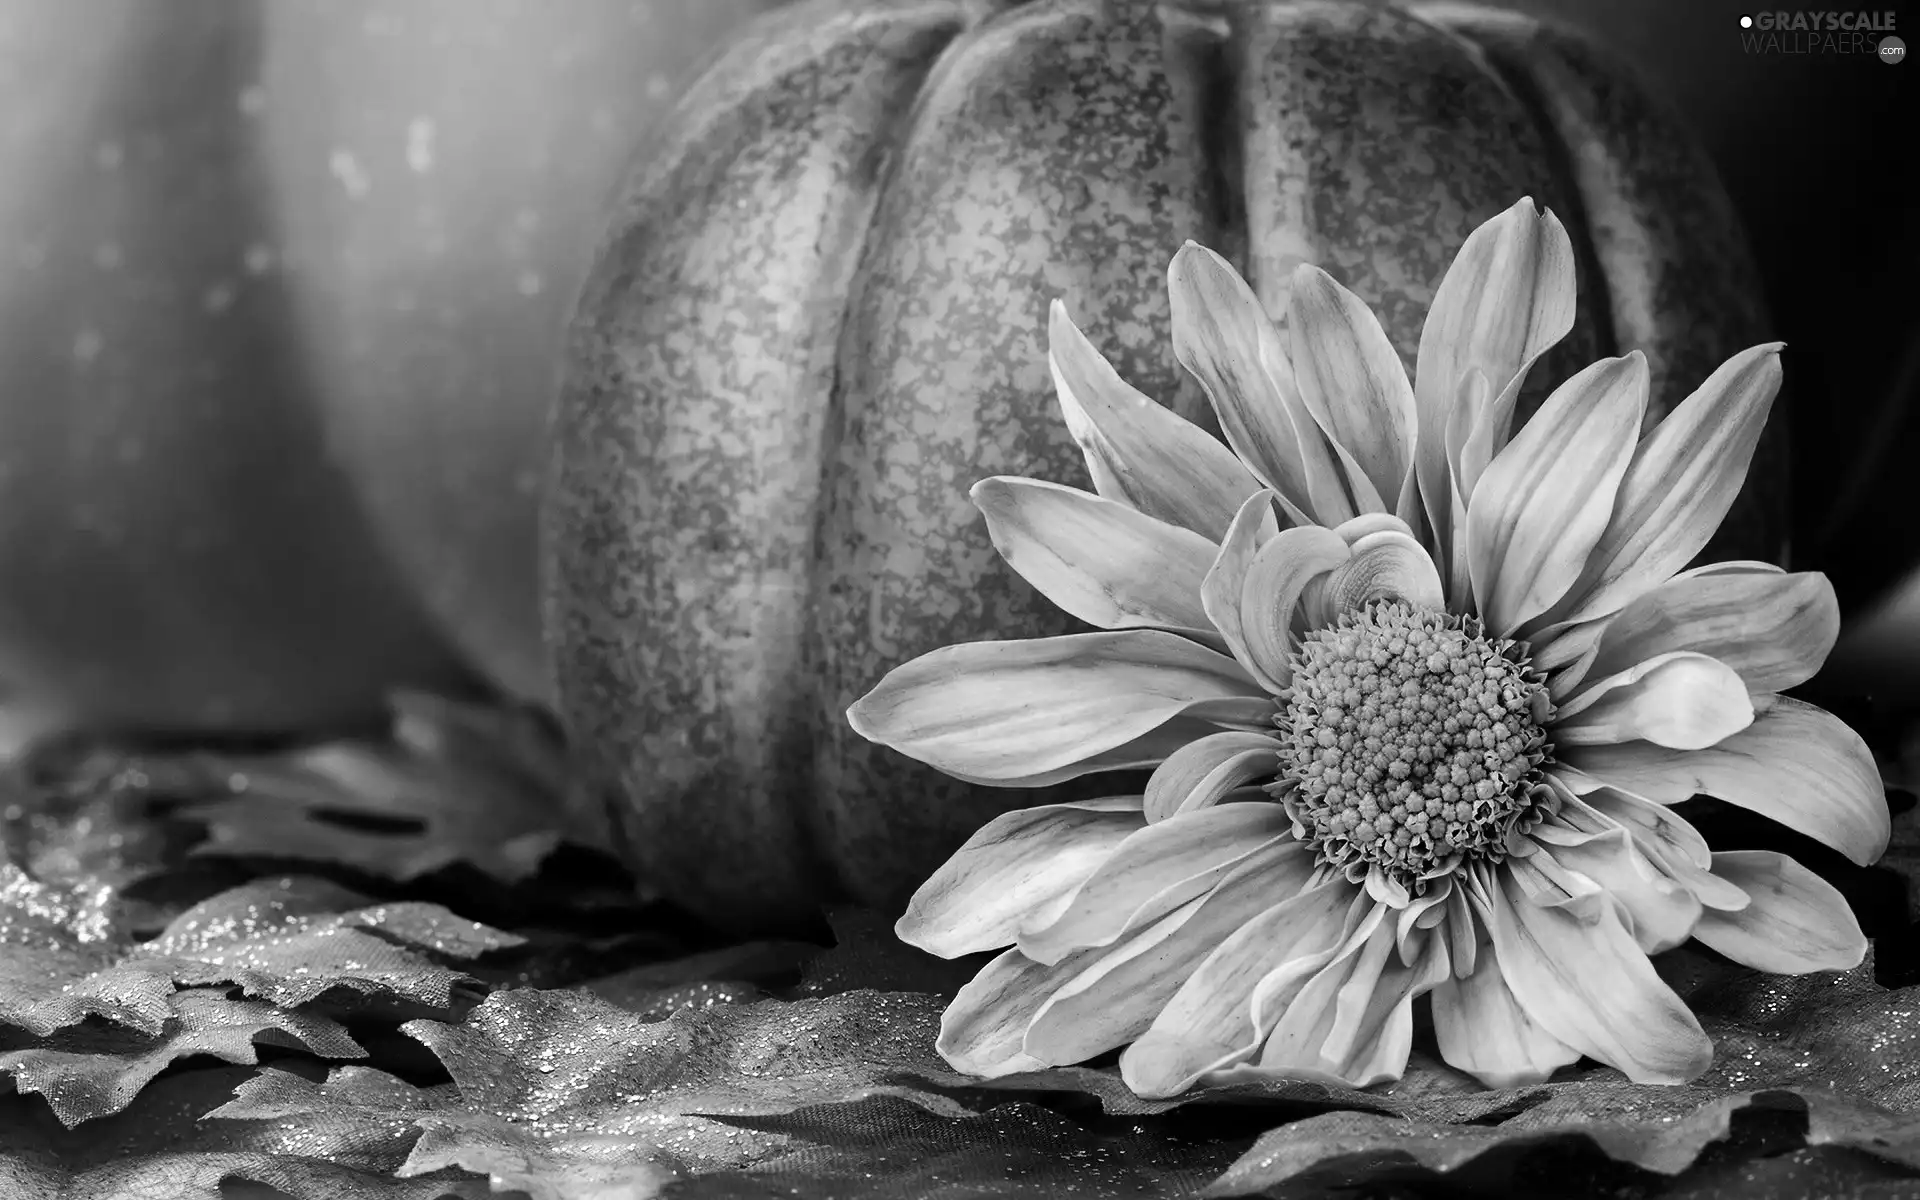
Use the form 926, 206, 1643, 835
1882, 35, 1907, 63
1740, 14, 1754, 27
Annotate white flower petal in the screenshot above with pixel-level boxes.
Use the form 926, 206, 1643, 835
1258, 910, 1449, 1087
1581, 566, 1838, 697
1017, 801, 1294, 965
1143, 730, 1282, 823
1537, 826, 1702, 954
1119, 879, 1358, 1097
897, 798, 1146, 958
1432, 937, 1582, 1088
1317, 530, 1446, 616
1286, 264, 1416, 515
1168, 243, 1355, 523
1238, 525, 1352, 688
1023, 840, 1316, 1065
971, 477, 1221, 637
937, 946, 1094, 1077
847, 631, 1262, 784
1203, 491, 1286, 692
1560, 697, 1889, 866
1488, 865, 1713, 1085
1553, 651, 1753, 751
1048, 300, 1265, 540
1550, 344, 1786, 626
1413, 198, 1578, 555
1690, 850, 1867, 973
1466, 354, 1649, 634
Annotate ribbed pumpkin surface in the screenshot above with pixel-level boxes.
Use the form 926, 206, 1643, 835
547, 0, 1780, 930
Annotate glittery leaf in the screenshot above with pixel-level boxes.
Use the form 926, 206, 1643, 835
0, 866, 521, 1037
0, 1065, 489, 1199
387, 987, 974, 1199
0, 987, 363, 1128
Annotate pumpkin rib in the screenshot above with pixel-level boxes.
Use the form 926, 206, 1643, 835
547, 0, 975, 931
806, 0, 1232, 915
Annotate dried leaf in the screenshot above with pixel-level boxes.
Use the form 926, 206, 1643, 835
0, 987, 362, 1127
0, 865, 521, 1037
178, 692, 602, 884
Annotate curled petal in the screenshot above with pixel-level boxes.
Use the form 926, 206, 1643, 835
897, 798, 1145, 958
1048, 300, 1263, 539
938, 947, 1094, 1077
1551, 344, 1785, 625
1318, 530, 1446, 616
1488, 866, 1713, 1085
1553, 651, 1753, 751
1580, 566, 1838, 696
1204, 491, 1286, 692
847, 631, 1262, 784
1432, 937, 1582, 1088
1119, 880, 1359, 1097
1143, 731, 1282, 823
971, 477, 1221, 637
1691, 850, 1867, 973
1017, 802, 1293, 965
1332, 512, 1414, 546
1467, 354, 1649, 634
1561, 698, 1889, 866
1168, 243, 1354, 523
1238, 526, 1352, 688
1023, 841, 1316, 1065
1287, 264, 1415, 515
1414, 198, 1578, 554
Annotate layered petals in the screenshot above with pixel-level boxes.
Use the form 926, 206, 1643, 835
937, 947, 1094, 1077
1120, 880, 1359, 1097
1168, 243, 1354, 524
1432, 937, 1582, 1088
1487, 866, 1713, 1084
971, 477, 1220, 637
1022, 842, 1317, 1065
1017, 802, 1295, 965
847, 631, 1261, 784
1466, 354, 1649, 634
1286, 264, 1416, 519
1143, 730, 1282, 823
1691, 850, 1868, 973
1255, 910, 1451, 1086
1579, 565, 1838, 696
1553, 651, 1754, 750
1561, 697, 1889, 865
1550, 344, 1785, 626
1413, 198, 1578, 549
1048, 300, 1263, 540
897, 797, 1145, 958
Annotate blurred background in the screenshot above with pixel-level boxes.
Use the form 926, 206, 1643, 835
0, 0, 1910, 751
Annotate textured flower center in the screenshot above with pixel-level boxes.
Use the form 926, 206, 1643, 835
1273, 600, 1554, 885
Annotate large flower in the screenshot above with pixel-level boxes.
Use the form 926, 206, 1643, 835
847, 198, 1889, 1096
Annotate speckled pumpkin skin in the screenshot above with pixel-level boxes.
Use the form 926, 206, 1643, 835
547, 0, 1782, 931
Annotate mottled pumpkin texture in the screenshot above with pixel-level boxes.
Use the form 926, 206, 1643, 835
547, 0, 1781, 930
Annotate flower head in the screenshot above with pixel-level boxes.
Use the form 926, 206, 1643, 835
847, 198, 1887, 1095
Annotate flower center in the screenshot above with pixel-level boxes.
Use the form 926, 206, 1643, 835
1273, 599, 1554, 885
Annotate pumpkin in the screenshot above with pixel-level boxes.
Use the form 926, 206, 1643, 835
547, 0, 1784, 931
0, 0, 775, 732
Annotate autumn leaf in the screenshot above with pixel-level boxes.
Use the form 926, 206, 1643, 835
0, 1065, 490, 1200
172, 692, 603, 885
0, 864, 521, 1037
0, 987, 363, 1127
